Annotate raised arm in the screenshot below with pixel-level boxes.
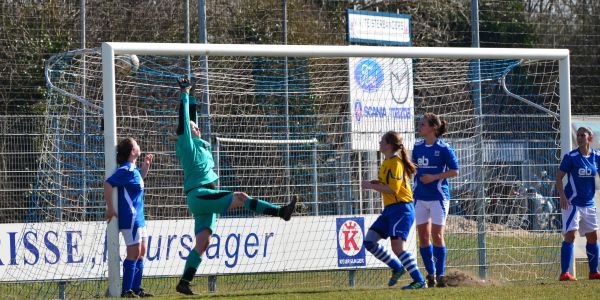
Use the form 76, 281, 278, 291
140, 153, 154, 178
176, 77, 196, 152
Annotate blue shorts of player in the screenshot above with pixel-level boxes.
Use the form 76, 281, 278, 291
369, 202, 414, 241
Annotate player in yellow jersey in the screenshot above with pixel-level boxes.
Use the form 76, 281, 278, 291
361, 131, 426, 289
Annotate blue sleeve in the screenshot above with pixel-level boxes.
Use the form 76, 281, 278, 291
106, 169, 131, 187
559, 154, 571, 173
445, 146, 459, 170
411, 146, 417, 163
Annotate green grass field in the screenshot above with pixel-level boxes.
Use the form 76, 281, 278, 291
0, 232, 586, 299
148, 280, 600, 300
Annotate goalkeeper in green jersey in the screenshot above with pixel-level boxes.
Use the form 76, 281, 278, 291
174, 77, 297, 295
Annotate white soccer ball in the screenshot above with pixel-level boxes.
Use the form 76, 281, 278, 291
115, 54, 140, 75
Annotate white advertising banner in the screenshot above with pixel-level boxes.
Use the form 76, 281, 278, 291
349, 57, 415, 150
347, 9, 411, 46
0, 215, 416, 281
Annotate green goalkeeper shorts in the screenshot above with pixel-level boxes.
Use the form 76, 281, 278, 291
186, 183, 234, 234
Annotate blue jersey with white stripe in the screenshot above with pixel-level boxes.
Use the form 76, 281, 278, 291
559, 149, 600, 207
106, 162, 146, 230
412, 139, 459, 201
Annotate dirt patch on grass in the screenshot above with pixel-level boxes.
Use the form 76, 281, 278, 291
444, 269, 500, 287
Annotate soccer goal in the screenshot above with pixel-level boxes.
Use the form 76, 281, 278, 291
1, 43, 571, 298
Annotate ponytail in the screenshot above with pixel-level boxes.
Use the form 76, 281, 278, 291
424, 112, 448, 137
382, 131, 416, 176
399, 144, 416, 176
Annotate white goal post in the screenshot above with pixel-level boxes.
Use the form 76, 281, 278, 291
101, 43, 572, 296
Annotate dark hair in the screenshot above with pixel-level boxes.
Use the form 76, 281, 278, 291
423, 112, 448, 137
116, 137, 135, 164
382, 131, 416, 176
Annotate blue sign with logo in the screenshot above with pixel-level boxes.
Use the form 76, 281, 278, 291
354, 58, 384, 93
336, 217, 366, 267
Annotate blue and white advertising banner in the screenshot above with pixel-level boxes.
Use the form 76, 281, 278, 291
349, 57, 415, 150
347, 9, 411, 46
0, 216, 416, 281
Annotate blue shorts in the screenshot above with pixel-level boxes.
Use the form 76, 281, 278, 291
369, 202, 415, 241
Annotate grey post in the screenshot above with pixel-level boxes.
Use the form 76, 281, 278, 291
198, 0, 212, 142
208, 275, 217, 293
471, 0, 487, 280
185, 0, 191, 77
80, 0, 87, 221
282, 0, 292, 203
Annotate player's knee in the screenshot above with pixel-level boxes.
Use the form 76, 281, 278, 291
363, 239, 376, 251
563, 231, 576, 243
194, 238, 210, 255
432, 233, 444, 246
139, 241, 147, 257
586, 231, 598, 244
234, 192, 248, 203
417, 230, 430, 245
194, 229, 212, 255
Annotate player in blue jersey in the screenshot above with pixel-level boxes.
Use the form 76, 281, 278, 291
556, 126, 600, 281
361, 131, 427, 290
174, 77, 297, 295
104, 137, 154, 298
412, 113, 459, 288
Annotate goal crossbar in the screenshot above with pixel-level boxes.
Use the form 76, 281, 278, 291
104, 42, 569, 60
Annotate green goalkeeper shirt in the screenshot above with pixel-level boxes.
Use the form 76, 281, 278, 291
176, 92, 219, 193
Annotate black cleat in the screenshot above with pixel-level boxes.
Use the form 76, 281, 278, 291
436, 275, 447, 287
426, 274, 436, 287
176, 282, 196, 296
134, 288, 154, 297
121, 290, 140, 298
401, 281, 427, 290
279, 195, 298, 221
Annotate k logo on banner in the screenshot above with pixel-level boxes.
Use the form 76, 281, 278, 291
336, 217, 366, 267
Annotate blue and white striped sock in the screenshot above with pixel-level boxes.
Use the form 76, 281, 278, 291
366, 243, 403, 272
399, 251, 424, 283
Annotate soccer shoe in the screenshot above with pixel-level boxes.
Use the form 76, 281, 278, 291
436, 275, 447, 287
426, 274, 436, 287
121, 290, 140, 298
279, 195, 298, 221
387, 269, 406, 287
134, 288, 154, 297
401, 281, 427, 290
176, 282, 197, 295
559, 272, 577, 281
589, 272, 600, 280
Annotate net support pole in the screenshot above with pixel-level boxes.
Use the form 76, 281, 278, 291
185, 0, 191, 78
282, 0, 292, 204
80, 0, 87, 221
559, 55, 573, 276
358, 152, 363, 214
198, 0, 212, 143
312, 141, 319, 215
471, 0, 487, 280
101, 42, 121, 297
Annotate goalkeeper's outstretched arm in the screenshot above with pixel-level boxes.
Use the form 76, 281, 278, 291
176, 77, 197, 136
